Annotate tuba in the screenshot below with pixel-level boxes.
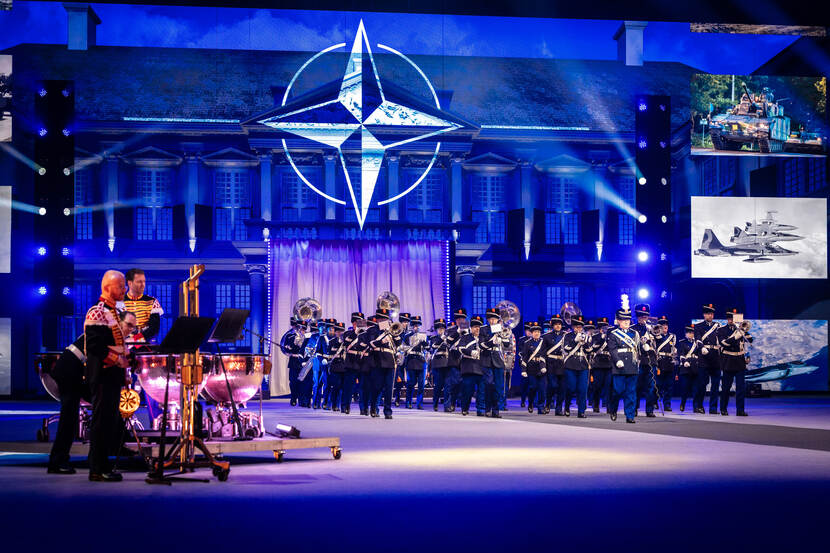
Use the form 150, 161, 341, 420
560, 302, 581, 327
376, 291, 400, 321
495, 300, 520, 366
293, 297, 322, 326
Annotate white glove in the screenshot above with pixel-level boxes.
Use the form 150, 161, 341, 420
701, 346, 709, 355
541, 368, 547, 374
683, 362, 690, 368
616, 360, 624, 368
642, 344, 651, 352
521, 372, 528, 378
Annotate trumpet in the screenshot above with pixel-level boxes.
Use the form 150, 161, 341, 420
740, 320, 752, 333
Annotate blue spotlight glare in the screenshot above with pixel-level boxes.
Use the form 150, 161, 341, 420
37, 286, 48, 296
36, 246, 47, 256
38, 167, 46, 176
63, 168, 71, 176
38, 207, 47, 216
637, 288, 649, 300
659, 104, 667, 112
661, 177, 668, 185
660, 290, 668, 298
638, 139, 647, 149
38, 128, 48, 137
62, 128, 71, 137
638, 102, 647, 112
61, 89, 70, 98
637, 250, 649, 262
638, 214, 647, 224
62, 286, 71, 296
638, 177, 647, 185
659, 141, 667, 149
661, 215, 668, 223
61, 247, 71, 257
38, 88, 47, 97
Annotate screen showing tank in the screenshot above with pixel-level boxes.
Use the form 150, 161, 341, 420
693, 319, 828, 392
0, 318, 9, 395
691, 196, 827, 279
0, 55, 9, 142
691, 74, 827, 156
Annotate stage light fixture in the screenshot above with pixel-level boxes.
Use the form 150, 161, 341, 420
275, 424, 301, 438
637, 250, 649, 262
661, 215, 667, 223
38, 207, 47, 216
660, 253, 667, 261
63, 168, 71, 176
638, 177, 647, 185
660, 290, 668, 298
659, 141, 667, 149
638, 214, 647, 223
62, 128, 71, 137
63, 208, 71, 216
61, 88, 70, 98
38, 88, 47, 97
61, 247, 71, 256
661, 177, 667, 185
62, 287, 71, 296
659, 104, 666, 112
637, 139, 647, 149
38, 128, 48, 137
37, 246, 47, 256
37, 286, 48, 296
637, 287, 649, 299
38, 167, 46, 176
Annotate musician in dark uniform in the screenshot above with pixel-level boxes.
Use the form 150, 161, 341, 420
676, 324, 699, 412
520, 323, 547, 414
404, 316, 427, 409
607, 301, 640, 423
358, 316, 377, 416
458, 316, 484, 416
323, 320, 345, 412
479, 308, 509, 419
443, 308, 468, 412
312, 319, 333, 409
694, 303, 722, 414
542, 315, 567, 415
718, 309, 752, 416
588, 317, 612, 413
654, 315, 677, 412
633, 304, 657, 418
46, 334, 89, 474
368, 308, 401, 419
84, 270, 130, 481
339, 313, 365, 415
279, 316, 306, 407
429, 319, 450, 411
563, 315, 590, 418
518, 322, 532, 408
393, 313, 411, 407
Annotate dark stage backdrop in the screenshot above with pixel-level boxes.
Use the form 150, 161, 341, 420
268, 239, 449, 395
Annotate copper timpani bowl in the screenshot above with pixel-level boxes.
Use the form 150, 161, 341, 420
134, 353, 208, 406
202, 354, 269, 405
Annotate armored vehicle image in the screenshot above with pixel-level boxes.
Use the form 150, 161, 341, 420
708, 84, 791, 153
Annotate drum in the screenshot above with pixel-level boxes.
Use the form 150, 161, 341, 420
203, 354, 269, 404
34, 352, 62, 402
134, 353, 208, 406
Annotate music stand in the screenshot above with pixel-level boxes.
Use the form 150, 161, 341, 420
146, 316, 216, 485
208, 308, 251, 440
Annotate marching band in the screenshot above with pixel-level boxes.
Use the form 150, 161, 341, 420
278, 293, 754, 422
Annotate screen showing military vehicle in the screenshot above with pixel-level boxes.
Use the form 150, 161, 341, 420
691, 74, 826, 156
691, 196, 827, 278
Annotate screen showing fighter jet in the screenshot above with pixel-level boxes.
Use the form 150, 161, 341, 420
693, 319, 827, 392
691, 196, 827, 278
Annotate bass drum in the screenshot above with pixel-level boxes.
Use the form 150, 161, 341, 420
203, 354, 270, 404
135, 353, 208, 406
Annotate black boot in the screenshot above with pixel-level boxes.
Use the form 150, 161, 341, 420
610, 413, 617, 421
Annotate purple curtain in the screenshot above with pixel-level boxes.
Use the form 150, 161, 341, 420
269, 240, 449, 396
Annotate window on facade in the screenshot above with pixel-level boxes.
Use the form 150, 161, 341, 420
719, 158, 737, 192
782, 160, 801, 196
135, 169, 172, 240
545, 175, 580, 244
471, 174, 507, 243
74, 169, 93, 240
807, 159, 826, 193
472, 284, 505, 315
281, 171, 317, 222
62, 282, 94, 347
215, 282, 251, 347
405, 170, 443, 223
215, 169, 251, 240
615, 175, 636, 245
702, 158, 717, 196
545, 285, 579, 318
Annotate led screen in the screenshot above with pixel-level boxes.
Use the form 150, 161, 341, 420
691, 196, 827, 279
0, 55, 9, 142
691, 73, 827, 156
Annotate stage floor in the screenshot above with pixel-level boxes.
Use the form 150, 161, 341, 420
2, 396, 829, 550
